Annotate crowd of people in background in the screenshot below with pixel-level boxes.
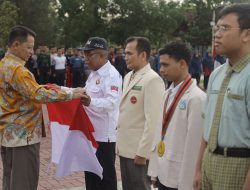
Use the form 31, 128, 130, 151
0, 43, 227, 90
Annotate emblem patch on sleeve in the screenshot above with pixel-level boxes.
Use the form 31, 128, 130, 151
111, 86, 119, 92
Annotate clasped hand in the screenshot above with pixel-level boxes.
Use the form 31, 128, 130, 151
72, 87, 86, 99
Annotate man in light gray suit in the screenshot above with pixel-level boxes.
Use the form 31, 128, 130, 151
117, 36, 165, 190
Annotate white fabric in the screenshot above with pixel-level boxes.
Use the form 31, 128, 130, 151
148, 80, 206, 189
53, 55, 66, 70
50, 122, 103, 178
84, 61, 122, 142
166, 82, 183, 109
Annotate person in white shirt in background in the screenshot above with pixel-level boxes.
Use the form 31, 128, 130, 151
53, 47, 66, 86
81, 37, 122, 190
148, 41, 206, 190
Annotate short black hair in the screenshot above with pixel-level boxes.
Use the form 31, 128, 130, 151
159, 41, 192, 65
218, 3, 250, 30
125, 36, 151, 60
8, 25, 36, 47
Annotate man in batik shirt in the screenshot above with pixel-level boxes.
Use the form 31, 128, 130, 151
0, 25, 85, 190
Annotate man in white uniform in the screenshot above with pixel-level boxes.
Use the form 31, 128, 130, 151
81, 37, 122, 190
148, 42, 206, 190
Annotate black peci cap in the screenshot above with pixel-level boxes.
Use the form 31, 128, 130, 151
82, 37, 108, 51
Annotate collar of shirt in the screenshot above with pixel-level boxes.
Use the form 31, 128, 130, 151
168, 81, 184, 97
132, 64, 151, 76
166, 81, 184, 109
92, 60, 111, 77
5, 52, 26, 66
228, 53, 250, 73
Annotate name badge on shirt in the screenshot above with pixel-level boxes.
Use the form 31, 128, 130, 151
132, 85, 142, 91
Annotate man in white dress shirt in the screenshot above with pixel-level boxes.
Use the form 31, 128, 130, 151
148, 42, 206, 190
81, 37, 122, 190
53, 48, 67, 86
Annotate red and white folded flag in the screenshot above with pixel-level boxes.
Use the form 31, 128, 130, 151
47, 99, 103, 178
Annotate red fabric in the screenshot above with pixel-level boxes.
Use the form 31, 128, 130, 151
47, 99, 98, 148
66, 66, 72, 87
203, 67, 213, 76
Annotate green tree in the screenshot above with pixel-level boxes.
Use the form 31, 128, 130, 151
0, 0, 18, 47
57, 0, 109, 47
11, 0, 58, 46
181, 0, 250, 47
145, 0, 184, 47
107, 0, 184, 47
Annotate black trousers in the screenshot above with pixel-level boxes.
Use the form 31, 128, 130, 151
38, 68, 50, 84
158, 180, 178, 190
203, 75, 210, 90
191, 73, 201, 86
72, 69, 85, 87
85, 142, 117, 190
55, 69, 66, 86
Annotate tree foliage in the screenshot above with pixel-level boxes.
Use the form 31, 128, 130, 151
0, 1, 18, 47
8, 0, 58, 46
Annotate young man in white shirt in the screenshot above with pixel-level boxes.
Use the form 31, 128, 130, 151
148, 42, 206, 190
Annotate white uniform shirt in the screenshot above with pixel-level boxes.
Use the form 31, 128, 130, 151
166, 82, 183, 109
148, 80, 206, 190
53, 55, 66, 70
51, 53, 57, 66
84, 61, 122, 142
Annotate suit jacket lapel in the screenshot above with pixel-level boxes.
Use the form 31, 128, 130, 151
122, 72, 132, 93
121, 64, 151, 100
122, 74, 143, 99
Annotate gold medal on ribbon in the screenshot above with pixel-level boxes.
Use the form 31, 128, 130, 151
157, 140, 165, 157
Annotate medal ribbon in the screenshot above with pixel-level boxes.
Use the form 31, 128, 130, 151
161, 77, 192, 140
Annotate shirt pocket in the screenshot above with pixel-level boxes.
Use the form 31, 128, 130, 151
227, 92, 244, 101
210, 89, 219, 94
165, 150, 183, 163
89, 87, 103, 97
224, 90, 245, 120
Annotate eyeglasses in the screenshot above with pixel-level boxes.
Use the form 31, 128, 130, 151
84, 52, 100, 58
84, 52, 99, 57
213, 25, 241, 33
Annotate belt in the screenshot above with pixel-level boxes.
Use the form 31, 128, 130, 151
212, 147, 250, 158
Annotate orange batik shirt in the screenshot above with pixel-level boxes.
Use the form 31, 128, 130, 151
0, 53, 72, 147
